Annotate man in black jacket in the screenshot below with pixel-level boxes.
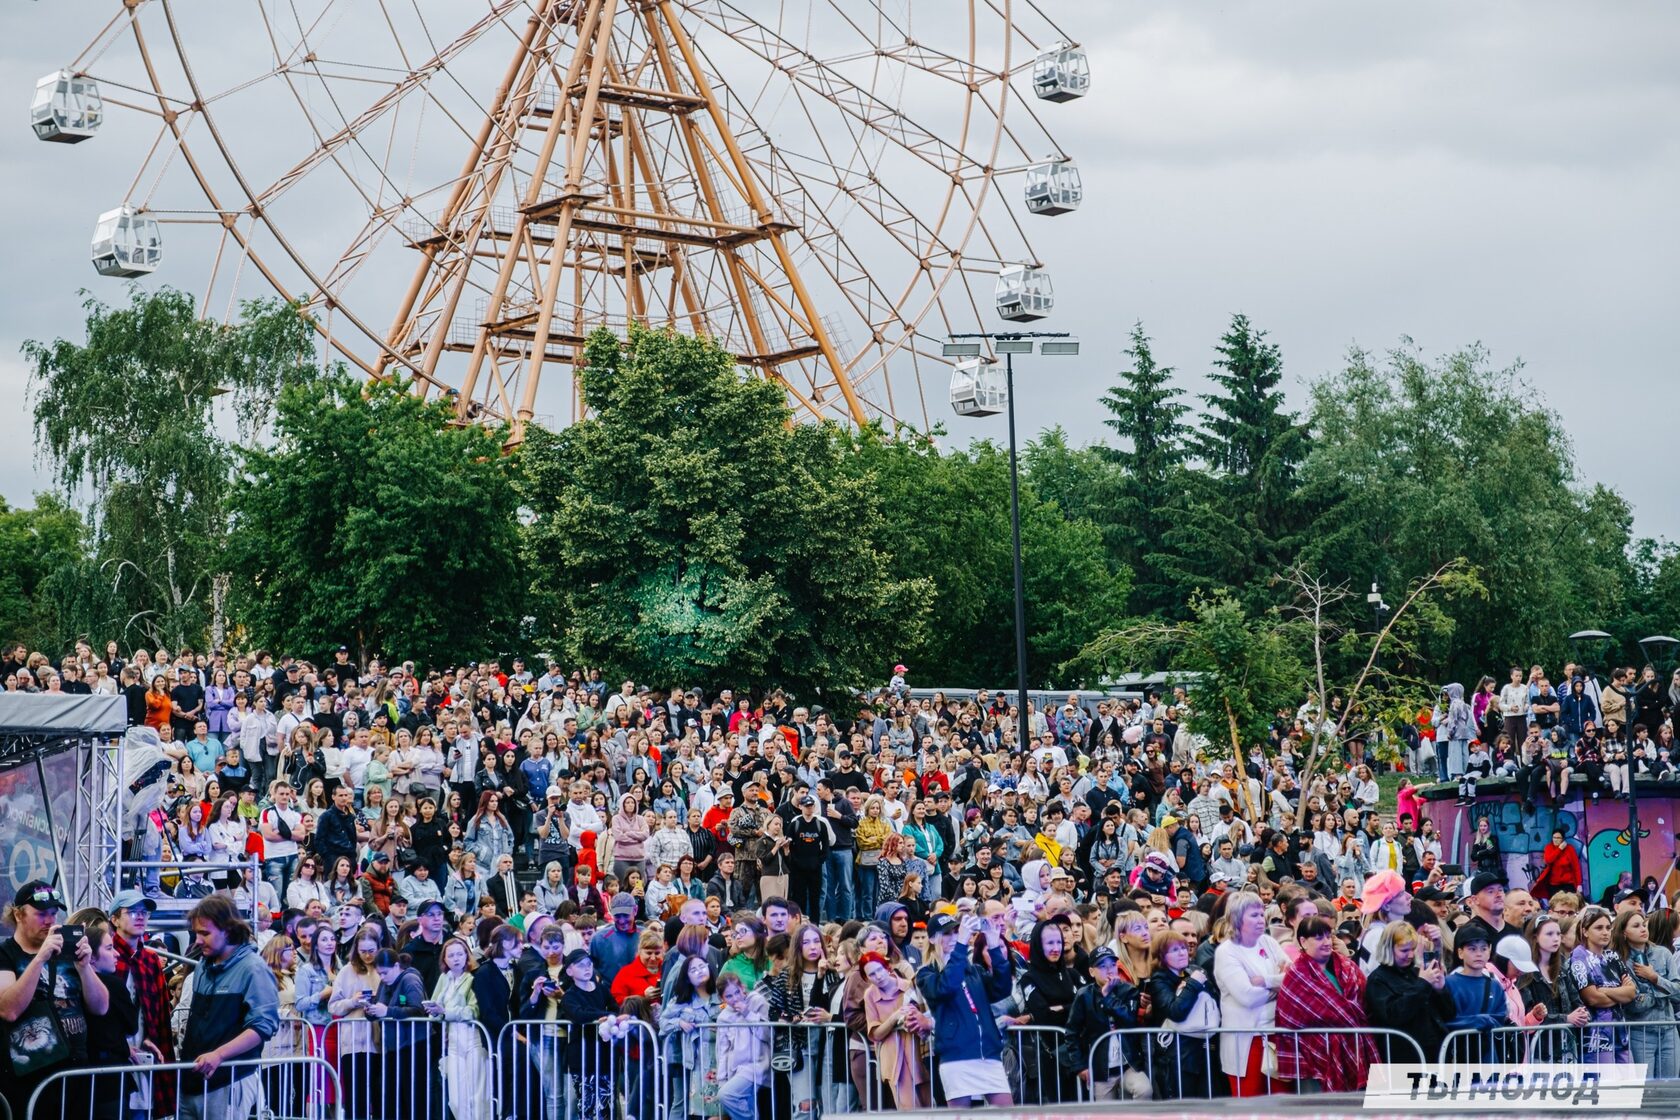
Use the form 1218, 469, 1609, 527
786, 795, 832, 919
314, 785, 370, 871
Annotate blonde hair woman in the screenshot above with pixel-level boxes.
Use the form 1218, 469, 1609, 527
1212, 892, 1285, 1097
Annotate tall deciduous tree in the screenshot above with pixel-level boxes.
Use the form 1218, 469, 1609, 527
519, 325, 928, 695
1160, 315, 1310, 612
23, 287, 314, 648
0, 495, 112, 651
1098, 324, 1189, 614
226, 373, 524, 667
855, 428, 1130, 687
1301, 341, 1631, 680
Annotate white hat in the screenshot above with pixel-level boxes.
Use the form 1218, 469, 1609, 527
1497, 933, 1537, 974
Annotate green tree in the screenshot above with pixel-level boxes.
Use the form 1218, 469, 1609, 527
519, 325, 928, 695
1098, 324, 1189, 614
1070, 591, 1306, 821
1021, 426, 1123, 554
226, 373, 524, 667
1300, 341, 1630, 680
1159, 315, 1309, 612
0, 494, 113, 651
860, 429, 1130, 687
22, 287, 315, 648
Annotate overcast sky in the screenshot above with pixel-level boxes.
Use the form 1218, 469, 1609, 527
3, 1, 1677, 537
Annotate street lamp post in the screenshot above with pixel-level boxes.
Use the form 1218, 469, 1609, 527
945, 331, 1079, 755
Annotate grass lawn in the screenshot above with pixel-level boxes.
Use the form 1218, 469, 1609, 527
1376, 770, 1406, 815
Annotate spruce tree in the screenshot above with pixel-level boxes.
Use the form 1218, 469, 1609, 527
1160, 314, 1309, 610
1099, 324, 1188, 614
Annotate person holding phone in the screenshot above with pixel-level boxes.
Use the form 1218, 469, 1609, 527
1363, 919, 1455, 1065
0, 880, 110, 1120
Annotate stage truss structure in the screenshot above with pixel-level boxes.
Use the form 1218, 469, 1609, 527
40, 0, 1088, 437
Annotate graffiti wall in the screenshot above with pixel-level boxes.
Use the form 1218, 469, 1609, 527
1423, 788, 1678, 901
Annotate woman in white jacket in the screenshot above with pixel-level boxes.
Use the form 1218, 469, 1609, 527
713, 971, 771, 1120
1213, 891, 1286, 1097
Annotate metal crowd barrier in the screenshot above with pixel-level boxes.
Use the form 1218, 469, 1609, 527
495, 1017, 662, 1120
1438, 1017, 1680, 1073
23, 1054, 339, 1120
669, 1020, 861, 1118
325, 1015, 496, 1120
1080, 1025, 1428, 1100
1002, 1024, 1075, 1105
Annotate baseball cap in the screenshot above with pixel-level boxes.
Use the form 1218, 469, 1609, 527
1455, 918, 1497, 948
1614, 889, 1642, 907
1161, 815, 1180, 829
546, 785, 565, 800
563, 948, 591, 969
1468, 872, 1507, 897
1089, 946, 1119, 969
927, 913, 958, 937
14, 881, 64, 911
798, 795, 815, 807
109, 889, 156, 914
609, 892, 638, 917
1414, 885, 1451, 903
416, 898, 446, 916
1498, 933, 1538, 974
893, 664, 907, 674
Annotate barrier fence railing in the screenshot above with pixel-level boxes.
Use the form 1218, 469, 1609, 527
323, 1014, 496, 1120
674, 1020, 857, 1120
495, 1016, 662, 1120
1437, 1016, 1680, 1073
22, 1054, 339, 1120
1081, 1026, 1429, 1100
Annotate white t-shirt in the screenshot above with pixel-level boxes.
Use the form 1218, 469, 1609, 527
1499, 684, 1529, 719
262, 806, 302, 860
341, 745, 372, 790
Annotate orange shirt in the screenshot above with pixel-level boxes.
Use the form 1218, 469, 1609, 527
145, 691, 173, 730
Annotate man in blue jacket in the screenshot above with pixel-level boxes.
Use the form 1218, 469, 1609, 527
180, 894, 280, 1120
915, 911, 1015, 1108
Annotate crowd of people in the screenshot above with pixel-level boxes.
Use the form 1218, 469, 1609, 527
1, 641, 1679, 1120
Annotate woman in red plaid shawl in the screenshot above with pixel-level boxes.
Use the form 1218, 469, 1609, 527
1275, 915, 1379, 1092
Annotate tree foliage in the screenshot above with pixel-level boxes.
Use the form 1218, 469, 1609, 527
1157, 315, 1311, 613
519, 325, 929, 695
858, 429, 1130, 688
226, 373, 524, 667
1070, 591, 1307, 779
1300, 341, 1632, 679
1098, 325, 1189, 614
0, 494, 112, 651
22, 287, 315, 648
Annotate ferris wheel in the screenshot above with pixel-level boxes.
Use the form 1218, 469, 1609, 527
34, 0, 1089, 437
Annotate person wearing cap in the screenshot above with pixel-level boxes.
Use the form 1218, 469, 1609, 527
913, 909, 1014, 1105
107, 888, 177, 1110
589, 892, 642, 987
1065, 945, 1145, 1100
558, 945, 621, 1120
0, 880, 110, 1117
403, 897, 449, 991
1352, 870, 1414, 974
786, 793, 834, 921
1442, 918, 1515, 1053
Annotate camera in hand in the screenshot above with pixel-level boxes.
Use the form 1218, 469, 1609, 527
56, 924, 84, 959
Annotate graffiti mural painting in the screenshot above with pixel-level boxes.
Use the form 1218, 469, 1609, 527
1427, 788, 1671, 901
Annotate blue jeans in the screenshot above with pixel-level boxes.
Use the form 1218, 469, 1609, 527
855, 862, 878, 920
823, 849, 854, 922
719, 1071, 761, 1120
264, 853, 297, 905
140, 828, 162, 895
